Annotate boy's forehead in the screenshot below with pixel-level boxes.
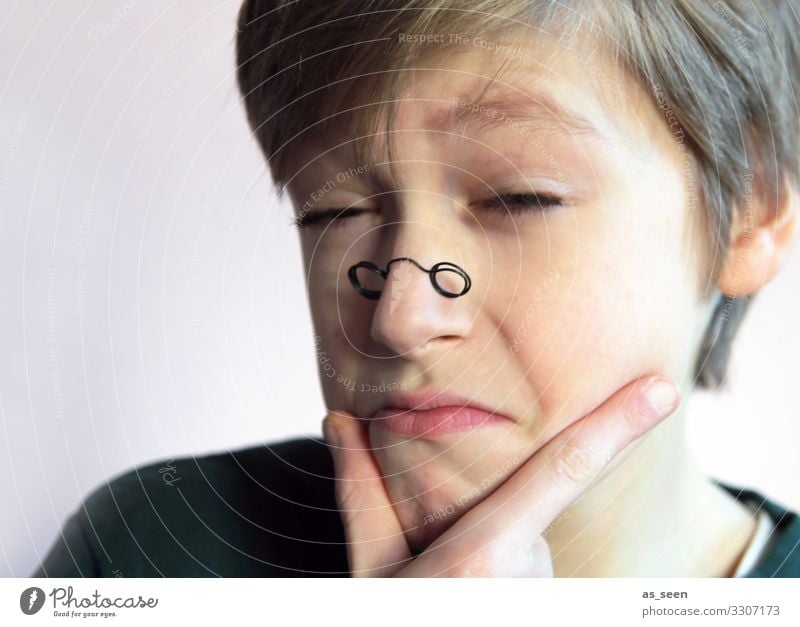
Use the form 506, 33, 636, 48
420, 73, 610, 143
287, 30, 663, 175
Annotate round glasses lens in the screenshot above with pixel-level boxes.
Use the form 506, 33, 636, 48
351, 263, 385, 296
431, 263, 470, 297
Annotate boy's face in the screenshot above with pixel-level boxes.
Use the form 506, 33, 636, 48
288, 33, 713, 549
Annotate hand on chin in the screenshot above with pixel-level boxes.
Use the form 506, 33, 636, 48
368, 426, 527, 552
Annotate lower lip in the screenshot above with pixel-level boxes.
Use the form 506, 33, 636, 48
371, 406, 511, 436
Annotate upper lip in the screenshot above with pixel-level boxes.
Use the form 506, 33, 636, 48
369, 390, 514, 421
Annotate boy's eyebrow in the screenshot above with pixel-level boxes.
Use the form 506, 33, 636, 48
428, 83, 609, 144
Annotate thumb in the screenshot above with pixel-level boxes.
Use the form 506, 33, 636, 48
323, 409, 412, 577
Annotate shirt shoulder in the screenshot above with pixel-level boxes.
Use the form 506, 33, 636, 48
33, 437, 347, 577
716, 481, 800, 578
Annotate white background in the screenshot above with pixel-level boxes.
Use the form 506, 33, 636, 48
0, 0, 798, 578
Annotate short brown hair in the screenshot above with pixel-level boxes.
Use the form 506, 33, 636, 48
235, 0, 800, 389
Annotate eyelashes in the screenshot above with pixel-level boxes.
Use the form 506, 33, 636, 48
293, 207, 369, 229
293, 192, 565, 229
477, 192, 564, 215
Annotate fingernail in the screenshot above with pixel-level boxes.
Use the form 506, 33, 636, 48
644, 378, 680, 415
322, 416, 340, 448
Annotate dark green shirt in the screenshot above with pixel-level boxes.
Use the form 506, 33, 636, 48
33, 438, 800, 577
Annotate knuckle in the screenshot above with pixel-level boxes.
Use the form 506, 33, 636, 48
442, 533, 505, 577
443, 532, 552, 577
552, 439, 597, 486
444, 561, 481, 577
459, 544, 504, 578
528, 537, 554, 577
531, 536, 552, 562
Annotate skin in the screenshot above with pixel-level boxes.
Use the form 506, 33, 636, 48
286, 31, 798, 576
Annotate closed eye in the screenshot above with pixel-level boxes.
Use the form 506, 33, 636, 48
293, 207, 369, 229
293, 192, 563, 228
477, 192, 564, 216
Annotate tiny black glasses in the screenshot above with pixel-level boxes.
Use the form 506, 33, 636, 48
347, 257, 472, 300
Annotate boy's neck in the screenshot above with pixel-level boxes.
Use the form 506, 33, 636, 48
544, 400, 758, 577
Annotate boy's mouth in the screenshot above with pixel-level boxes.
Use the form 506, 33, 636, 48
368, 390, 515, 437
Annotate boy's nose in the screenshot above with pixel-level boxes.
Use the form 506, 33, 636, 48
368, 230, 473, 357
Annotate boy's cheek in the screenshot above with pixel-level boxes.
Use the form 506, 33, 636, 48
512, 244, 695, 439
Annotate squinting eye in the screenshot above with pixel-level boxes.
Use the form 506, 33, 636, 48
477, 192, 564, 218
293, 207, 370, 229
293, 192, 564, 229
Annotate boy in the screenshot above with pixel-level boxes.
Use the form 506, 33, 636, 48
36, 0, 799, 577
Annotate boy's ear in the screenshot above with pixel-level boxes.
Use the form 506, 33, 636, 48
717, 175, 799, 297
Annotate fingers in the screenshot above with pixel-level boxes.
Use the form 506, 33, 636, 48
486, 375, 680, 535
399, 375, 680, 577
323, 410, 412, 577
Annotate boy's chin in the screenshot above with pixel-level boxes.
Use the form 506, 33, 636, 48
401, 493, 473, 553
370, 436, 527, 553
